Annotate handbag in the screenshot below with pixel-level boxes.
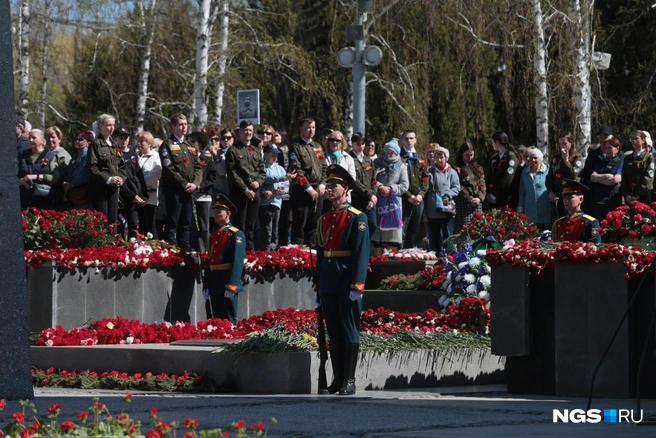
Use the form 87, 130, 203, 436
33, 183, 52, 198
376, 190, 403, 230
434, 191, 456, 216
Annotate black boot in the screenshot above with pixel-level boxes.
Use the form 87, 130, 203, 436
325, 342, 343, 394
339, 343, 359, 395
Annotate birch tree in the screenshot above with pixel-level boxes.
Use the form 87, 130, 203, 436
134, 0, 159, 133
530, 0, 549, 153
18, 0, 30, 119
37, 0, 52, 129
571, 0, 593, 157
212, 0, 229, 127
193, 0, 218, 130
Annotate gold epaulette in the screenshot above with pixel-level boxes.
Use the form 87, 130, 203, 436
228, 226, 239, 233
582, 214, 596, 222
348, 206, 362, 215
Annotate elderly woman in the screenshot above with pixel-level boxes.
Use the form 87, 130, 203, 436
62, 130, 94, 209
371, 139, 409, 249
622, 130, 654, 204
425, 146, 460, 254
137, 131, 162, 237
44, 126, 72, 208
517, 149, 552, 230
18, 129, 60, 209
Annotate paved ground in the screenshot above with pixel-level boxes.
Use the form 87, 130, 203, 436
4, 385, 656, 437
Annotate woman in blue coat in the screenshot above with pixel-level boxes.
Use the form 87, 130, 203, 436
517, 148, 552, 230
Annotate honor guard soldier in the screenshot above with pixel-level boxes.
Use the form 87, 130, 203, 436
203, 195, 245, 324
159, 114, 203, 253
315, 164, 370, 396
552, 179, 601, 243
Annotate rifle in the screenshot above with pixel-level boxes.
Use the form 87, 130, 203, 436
311, 246, 329, 393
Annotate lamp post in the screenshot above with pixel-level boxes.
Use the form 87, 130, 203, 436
338, 0, 382, 135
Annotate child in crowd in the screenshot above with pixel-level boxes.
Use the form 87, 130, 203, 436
259, 143, 294, 250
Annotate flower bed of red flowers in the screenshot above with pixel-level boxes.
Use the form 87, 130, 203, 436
599, 200, 656, 241
460, 207, 539, 242
36, 300, 490, 347
486, 239, 656, 278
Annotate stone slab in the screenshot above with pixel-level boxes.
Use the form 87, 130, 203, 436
363, 290, 439, 313
30, 345, 505, 394
490, 264, 531, 357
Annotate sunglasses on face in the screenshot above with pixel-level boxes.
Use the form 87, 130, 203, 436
329, 138, 341, 143
262, 131, 273, 136
222, 136, 233, 141
211, 137, 220, 142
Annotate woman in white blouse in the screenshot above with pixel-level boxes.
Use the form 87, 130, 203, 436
136, 131, 162, 238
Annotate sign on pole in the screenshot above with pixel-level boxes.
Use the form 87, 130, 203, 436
236, 89, 261, 125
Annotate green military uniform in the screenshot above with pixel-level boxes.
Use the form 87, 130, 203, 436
487, 150, 519, 209
225, 140, 266, 249
88, 134, 127, 227
349, 150, 377, 232
159, 135, 203, 252
315, 165, 370, 395
289, 138, 328, 245
400, 149, 429, 247
622, 150, 654, 203
204, 195, 245, 324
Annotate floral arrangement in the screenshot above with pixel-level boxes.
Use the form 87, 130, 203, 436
439, 244, 491, 309
599, 201, 656, 242
32, 368, 212, 392
460, 207, 538, 243
0, 396, 275, 437
22, 208, 116, 250
415, 263, 448, 290
37, 302, 491, 347
486, 239, 656, 278
379, 272, 420, 290
368, 248, 438, 268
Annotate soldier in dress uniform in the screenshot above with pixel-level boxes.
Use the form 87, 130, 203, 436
315, 164, 370, 396
159, 114, 203, 253
203, 195, 246, 324
552, 179, 601, 243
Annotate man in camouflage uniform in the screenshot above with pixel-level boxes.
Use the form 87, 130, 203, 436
159, 113, 203, 253
289, 117, 327, 247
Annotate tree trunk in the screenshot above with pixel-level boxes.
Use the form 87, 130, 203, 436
571, 0, 593, 157
213, 0, 229, 127
38, 0, 51, 129
193, 0, 212, 130
134, 0, 158, 133
18, 0, 30, 120
531, 0, 549, 154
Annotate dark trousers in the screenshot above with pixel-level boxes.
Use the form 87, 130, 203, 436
258, 204, 280, 251
427, 217, 452, 255
321, 293, 362, 344
192, 200, 212, 252
206, 294, 238, 325
278, 199, 291, 246
231, 190, 260, 250
139, 204, 157, 238
402, 198, 424, 248
290, 185, 319, 247
122, 200, 140, 239
164, 187, 194, 252
92, 184, 120, 231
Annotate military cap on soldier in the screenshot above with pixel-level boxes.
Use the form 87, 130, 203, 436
326, 164, 357, 190
212, 194, 238, 216
561, 178, 589, 195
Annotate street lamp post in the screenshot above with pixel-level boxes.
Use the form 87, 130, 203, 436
338, 0, 382, 136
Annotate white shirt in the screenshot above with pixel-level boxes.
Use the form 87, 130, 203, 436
138, 151, 162, 206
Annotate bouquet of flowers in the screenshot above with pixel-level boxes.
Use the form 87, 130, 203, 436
460, 207, 538, 243
599, 201, 656, 242
22, 208, 116, 250
438, 244, 491, 309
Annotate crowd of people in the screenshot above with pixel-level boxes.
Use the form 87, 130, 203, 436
17, 112, 644, 253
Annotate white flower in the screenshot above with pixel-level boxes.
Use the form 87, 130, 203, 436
468, 257, 481, 268
146, 232, 154, 240
478, 291, 491, 300
45, 339, 53, 347
126, 336, 134, 344
455, 297, 462, 305
458, 261, 468, 269
464, 273, 476, 284
466, 284, 478, 294
476, 249, 487, 257
438, 294, 449, 307
479, 275, 491, 287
